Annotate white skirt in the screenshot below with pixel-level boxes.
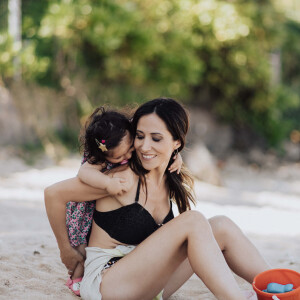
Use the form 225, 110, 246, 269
80, 245, 135, 300
80, 245, 163, 300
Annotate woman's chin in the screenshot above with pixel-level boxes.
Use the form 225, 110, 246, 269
141, 162, 167, 173
141, 164, 154, 171
138, 155, 166, 172
140, 161, 156, 170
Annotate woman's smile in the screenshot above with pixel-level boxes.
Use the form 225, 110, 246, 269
141, 153, 157, 160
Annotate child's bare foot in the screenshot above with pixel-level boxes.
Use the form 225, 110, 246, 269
71, 244, 86, 279
65, 244, 86, 296
66, 261, 84, 296
71, 261, 84, 280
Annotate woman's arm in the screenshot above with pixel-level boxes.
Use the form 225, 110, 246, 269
44, 176, 108, 270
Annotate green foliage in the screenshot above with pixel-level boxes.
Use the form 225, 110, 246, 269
280, 20, 300, 135
0, 33, 14, 77
18, 139, 45, 165
1, 0, 300, 147
55, 127, 79, 150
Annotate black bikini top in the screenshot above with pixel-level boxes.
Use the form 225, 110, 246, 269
93, 179, 174, 245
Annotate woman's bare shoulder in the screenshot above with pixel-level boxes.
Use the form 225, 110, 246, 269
109, 165, 137, 189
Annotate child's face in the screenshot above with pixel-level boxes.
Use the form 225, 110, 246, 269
106, 131, 134, 164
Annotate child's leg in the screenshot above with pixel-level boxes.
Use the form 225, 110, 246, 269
71, 244, 87, 279
65, 200, 94, 279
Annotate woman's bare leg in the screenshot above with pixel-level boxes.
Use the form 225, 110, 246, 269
162, 258, 193, 299
209, 215, 270, 282
162, 215, 270, 299
100, 211, 247, 300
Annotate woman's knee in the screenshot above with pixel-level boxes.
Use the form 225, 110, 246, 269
44, 184, 59, 203
209, 215, 240, 244
180, 210, 211, 233
209, 215, 236, 232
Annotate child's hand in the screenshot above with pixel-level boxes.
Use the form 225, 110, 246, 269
168, 152, 183, 174
106, 177, 127, 196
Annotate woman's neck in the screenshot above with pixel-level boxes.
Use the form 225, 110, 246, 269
146, 167, 167, 187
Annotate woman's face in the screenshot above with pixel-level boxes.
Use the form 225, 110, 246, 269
134, 113, 180, 171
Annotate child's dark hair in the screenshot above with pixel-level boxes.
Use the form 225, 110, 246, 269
80, 107, 132, 164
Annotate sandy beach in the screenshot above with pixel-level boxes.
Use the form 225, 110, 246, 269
0, 156, 299, 300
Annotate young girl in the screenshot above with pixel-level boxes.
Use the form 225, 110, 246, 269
65, 107, 183, 296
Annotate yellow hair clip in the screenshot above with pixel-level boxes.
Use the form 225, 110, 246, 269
95, 139, 108, 152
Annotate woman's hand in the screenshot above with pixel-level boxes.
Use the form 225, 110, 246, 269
60, 246, 85, 275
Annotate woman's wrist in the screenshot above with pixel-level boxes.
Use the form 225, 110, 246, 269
58, 240, 73, 254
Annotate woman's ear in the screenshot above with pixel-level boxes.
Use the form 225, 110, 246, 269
174, 140, 181, 150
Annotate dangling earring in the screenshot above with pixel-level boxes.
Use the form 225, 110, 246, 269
173, 148, 178, 158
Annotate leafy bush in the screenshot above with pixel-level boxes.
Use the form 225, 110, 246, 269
1, 0, 299, 147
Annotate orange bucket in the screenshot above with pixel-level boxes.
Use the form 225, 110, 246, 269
252, 269, 300, 300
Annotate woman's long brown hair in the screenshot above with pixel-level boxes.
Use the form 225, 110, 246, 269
129, 98, 196, 213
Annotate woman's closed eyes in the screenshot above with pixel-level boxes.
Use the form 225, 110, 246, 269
135, 135, 162, 142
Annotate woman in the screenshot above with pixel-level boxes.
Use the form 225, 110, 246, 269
45, 98, 270, 300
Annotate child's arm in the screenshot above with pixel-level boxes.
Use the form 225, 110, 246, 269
168, 152, 183, 174
78, 162, 127, 195
77, 162, 109, 189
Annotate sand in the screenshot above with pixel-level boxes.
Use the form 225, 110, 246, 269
0, 156, 299, 300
